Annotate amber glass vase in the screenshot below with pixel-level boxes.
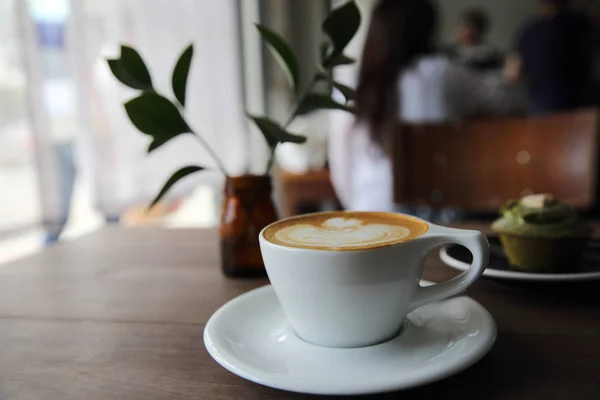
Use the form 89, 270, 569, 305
220, 175, 278, 277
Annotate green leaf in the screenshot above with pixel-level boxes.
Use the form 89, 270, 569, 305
315, 72, 329, 82
125, 92, 191, 151
147, 135, 189, 153
120, 46, 153, 87
107, 59, 147, 90
320, 41, 334, 64
322, 1, 361, 60
296, 93, 354, 116
172, 44, 194, 107
107, 45, 153, 90
150, 166, 204, 208
314, 70, 355, 102
314, 66, 330, 82
325, 53, 355, 67
256, 24, 300, 92
331, 81, 355, 102
248, 115, 306, 148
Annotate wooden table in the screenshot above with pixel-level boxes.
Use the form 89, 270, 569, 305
0, 226, 599, 400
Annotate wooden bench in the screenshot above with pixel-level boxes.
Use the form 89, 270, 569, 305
276, 169, 338, 217
393, 108, 600, 212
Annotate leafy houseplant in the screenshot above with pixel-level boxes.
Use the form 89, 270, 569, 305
107, 1, 360, 277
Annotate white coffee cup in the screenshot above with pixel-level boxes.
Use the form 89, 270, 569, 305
259, 211, 489, 348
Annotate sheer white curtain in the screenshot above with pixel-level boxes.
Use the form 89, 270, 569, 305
69, 0, 248, 216
24, 0, 248, 224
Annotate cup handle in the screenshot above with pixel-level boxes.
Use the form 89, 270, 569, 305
409, 225, 489, 312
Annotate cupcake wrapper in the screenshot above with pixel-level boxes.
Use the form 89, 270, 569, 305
498, 234, 587, 272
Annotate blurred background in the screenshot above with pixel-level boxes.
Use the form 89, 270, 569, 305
0, 0, 599, 263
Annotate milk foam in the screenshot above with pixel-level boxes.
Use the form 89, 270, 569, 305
273, 217, 411, 249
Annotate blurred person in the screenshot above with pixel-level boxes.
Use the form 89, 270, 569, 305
329, 0, 525, 214
42, 81, 78, 245
512, 0, 595, 114
30, 4, 79, 245
445, 8, 503, 72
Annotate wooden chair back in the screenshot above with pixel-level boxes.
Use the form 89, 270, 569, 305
393, 108, 600, 212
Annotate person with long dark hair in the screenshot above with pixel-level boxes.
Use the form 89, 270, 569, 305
329, 0, 525, 213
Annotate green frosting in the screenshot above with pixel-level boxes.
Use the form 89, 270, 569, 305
491, 196, 590, 238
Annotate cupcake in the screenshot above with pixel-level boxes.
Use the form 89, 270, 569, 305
491, 194, 591, 272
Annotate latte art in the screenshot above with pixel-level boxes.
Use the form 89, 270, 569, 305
275, 217, 411, 249
263, 212, 428, 251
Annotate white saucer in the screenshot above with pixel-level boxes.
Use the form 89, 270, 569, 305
204, 283, 496, 395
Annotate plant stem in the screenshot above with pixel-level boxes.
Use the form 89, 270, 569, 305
192, 132, 229, 177
265, 146, 277, 175
173, 102, 229, 177
283, 76, 318, 129
264, 75, 319, 175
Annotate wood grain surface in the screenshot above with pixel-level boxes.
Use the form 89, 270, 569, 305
0, 227, 599, 400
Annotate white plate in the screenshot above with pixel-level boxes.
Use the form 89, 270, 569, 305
440, 246, 600, 282
204, 284, 496, 395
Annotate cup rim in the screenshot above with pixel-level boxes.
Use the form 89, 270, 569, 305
259, 211, 430, 253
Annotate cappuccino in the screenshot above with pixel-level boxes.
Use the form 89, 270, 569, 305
262, 211, 428, 251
